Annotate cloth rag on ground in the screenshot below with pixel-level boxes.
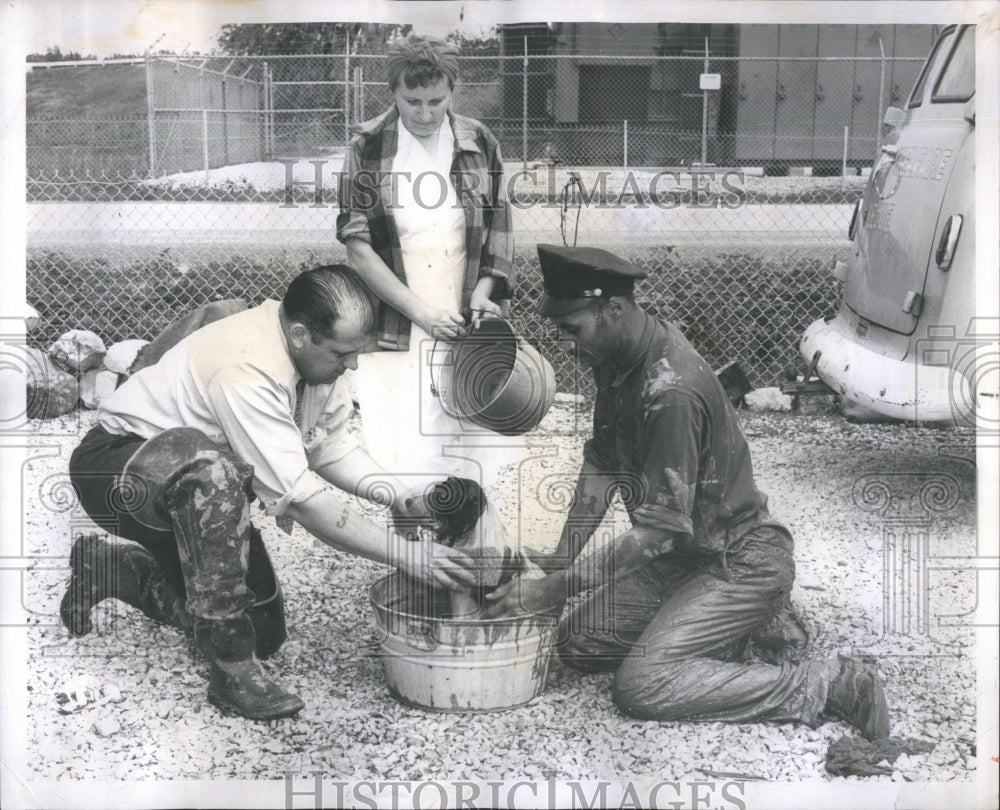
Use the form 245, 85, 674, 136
824, 734, 935, 777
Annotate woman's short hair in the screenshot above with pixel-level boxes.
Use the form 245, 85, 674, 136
282, 265, 374, 341
386, 33, 460, 91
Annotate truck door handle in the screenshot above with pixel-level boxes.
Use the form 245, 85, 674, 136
776, 84, 786, 101
935, 214, 963, 271
816, 84, 825, 102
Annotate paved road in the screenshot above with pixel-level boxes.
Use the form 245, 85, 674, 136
28, 200, 852, 251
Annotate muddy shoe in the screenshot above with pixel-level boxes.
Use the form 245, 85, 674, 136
59, 534, 115, 637
60, 533, 186, 636
207, 658, 304, 721
825, 655, 891, 741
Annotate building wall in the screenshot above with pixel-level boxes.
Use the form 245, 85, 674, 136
502, 22, 939, 166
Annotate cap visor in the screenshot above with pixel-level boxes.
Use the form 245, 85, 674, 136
537, 295, 597, 317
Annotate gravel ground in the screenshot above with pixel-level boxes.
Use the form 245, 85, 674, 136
21, 400, 979, 786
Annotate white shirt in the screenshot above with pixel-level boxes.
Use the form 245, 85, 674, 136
99, 300, 357, 516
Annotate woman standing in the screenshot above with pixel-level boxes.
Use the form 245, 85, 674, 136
337, 34, 521, 493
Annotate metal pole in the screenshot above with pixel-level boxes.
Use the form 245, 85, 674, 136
875, 33, 886, 158
263, 61, 272, 160
623, 119, 628, 170
522, 36, 529, 171
701, 37, 709, 167
145, 56, 157, 175
354, 66, 364, 123
202, 108, 210, 181
344, 29, 351, 144
842, 125, 849, 187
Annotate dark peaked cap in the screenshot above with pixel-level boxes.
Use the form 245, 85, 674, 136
536, 244, 647, 317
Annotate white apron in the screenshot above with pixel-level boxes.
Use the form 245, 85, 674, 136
356, 118, 526, 497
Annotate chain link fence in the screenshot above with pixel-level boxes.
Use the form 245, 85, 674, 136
27, 37, 932, 394
24, 169, 856, 395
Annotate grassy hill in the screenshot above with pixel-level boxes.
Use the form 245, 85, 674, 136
26, 63, 149, 175
26, 62, 147, 118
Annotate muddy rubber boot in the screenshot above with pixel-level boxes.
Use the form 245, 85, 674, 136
824, 655, 891, 741
245, 534, 287, 660
749, 597, 810, 665
160, 448, 299, 719
246, 583, 287, 660
196, 614, 304, 721
60, 533, 190, 637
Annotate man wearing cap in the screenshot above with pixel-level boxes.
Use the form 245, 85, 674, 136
484, 244, 890, 741
61, 265, 476, 722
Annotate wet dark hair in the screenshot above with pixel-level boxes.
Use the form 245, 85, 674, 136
424, 477, 486, 545
282, 265, 374, 341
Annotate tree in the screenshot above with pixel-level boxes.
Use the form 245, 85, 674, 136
27, 46, 97, 63
446, 28, 501, 57
216, 23, 411, 56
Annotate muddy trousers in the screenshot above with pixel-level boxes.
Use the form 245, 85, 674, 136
67, 425, 286, 657
559, 526, 828, 726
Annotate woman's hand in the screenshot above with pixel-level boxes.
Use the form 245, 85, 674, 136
469, 278, 502, 330
415, 305, 468, 340
468, 290, 503, 330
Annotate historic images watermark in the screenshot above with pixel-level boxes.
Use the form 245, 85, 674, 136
277, 161, 749, 211
852, 471, 996, 657
913, 318, 1000, 434
282, 772, 749, 810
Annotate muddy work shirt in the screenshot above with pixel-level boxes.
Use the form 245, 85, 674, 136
584, 313, 773, 556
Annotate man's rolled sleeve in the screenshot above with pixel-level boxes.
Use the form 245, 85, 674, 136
269, 469, 332, 517
629, 389, 706, 539
205, 366, 325, 516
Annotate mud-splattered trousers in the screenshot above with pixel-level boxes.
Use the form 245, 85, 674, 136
69, 424, 283, 641
571, 313, 831, 726
559, 524, 829, 726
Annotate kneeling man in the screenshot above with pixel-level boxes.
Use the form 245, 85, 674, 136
485, 245, 890, 741
62, 265, 474, 720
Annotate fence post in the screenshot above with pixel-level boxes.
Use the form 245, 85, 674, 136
522, 36, 529, 171
353, 66, 365, 124
842, 125, 850, 186
263, 62, 272, 160
202, 109, 210, 181
262, 61, 268, 160
623, 119, 628, 170
700, 37, 709, 167
344, 30, 351, 145
875, 33, 886, 158
145, 56, 156, 175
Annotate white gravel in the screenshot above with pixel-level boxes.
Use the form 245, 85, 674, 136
20, 402, 979, 786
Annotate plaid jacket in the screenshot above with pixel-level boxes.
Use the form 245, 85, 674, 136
336, 106, 515, 351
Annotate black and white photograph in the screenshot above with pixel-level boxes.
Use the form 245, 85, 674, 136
1, 1, 997, 808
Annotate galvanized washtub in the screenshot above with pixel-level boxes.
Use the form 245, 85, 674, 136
430, 318, 556, 436
369, 573, 557, 713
